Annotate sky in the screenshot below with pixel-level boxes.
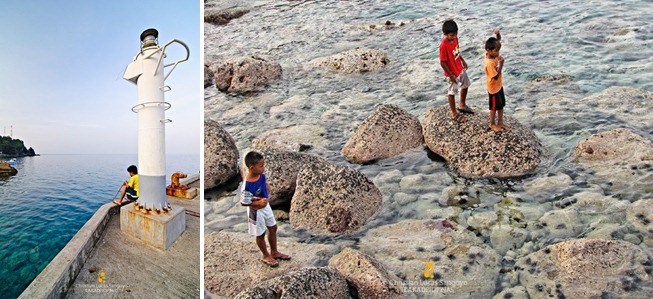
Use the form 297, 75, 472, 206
0, 1, 201, 155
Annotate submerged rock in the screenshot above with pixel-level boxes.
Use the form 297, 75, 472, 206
204, 232, 337, 297
359, 219, 501, 298
574, 128, 653, 200
252, 125, 328, 153
310, 48, 389, 73
290, 160, 382, 233
515, 238, 653, 298
626, 198, 653, 246
204, 8, 249, 25
342, 104, 423, 164
328, 247, 404, 299
422, 106, 542, 178
204, 120, 239, 189
207, 56, 282, 93
233, 267, 352, 299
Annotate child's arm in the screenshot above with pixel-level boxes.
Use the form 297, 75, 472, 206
494, 28, 501, 41
494, 56, 504, 80
440, 61, 457, 83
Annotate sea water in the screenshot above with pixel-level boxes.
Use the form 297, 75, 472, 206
0, 154, 198, 298
205, 0, 653, 295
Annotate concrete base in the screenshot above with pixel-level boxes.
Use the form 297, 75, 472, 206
120, 204, 186, 250
166, 187, 198, 199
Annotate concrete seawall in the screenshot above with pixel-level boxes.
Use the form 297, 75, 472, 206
19, 202, 120, 299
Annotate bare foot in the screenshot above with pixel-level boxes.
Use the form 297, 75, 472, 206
499, 123, 510, 131
490, 124, 503, 132
271, 251, 292, 260
112, 200, 122, 205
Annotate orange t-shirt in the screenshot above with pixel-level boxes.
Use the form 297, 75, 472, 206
484, 55, 502, 94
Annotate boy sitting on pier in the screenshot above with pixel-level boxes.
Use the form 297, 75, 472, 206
113, 165, 139, 205
240, 151, 291, 267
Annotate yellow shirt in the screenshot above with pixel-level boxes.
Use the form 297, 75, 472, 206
484, 55, 502, 94
128, 175, 139, 197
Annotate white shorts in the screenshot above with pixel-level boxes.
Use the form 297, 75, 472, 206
247, 205, 277, 236
447, 69, 471, 96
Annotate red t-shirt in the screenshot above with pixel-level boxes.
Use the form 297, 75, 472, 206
439, 37, 464, 77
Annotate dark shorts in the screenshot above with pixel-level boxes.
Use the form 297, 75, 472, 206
126, 187, 138, 200
488, 87, 506, 111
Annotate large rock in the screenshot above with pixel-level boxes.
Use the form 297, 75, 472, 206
328, 247, 404, 299
241, 151, 328, 207
342, 104, 423, 164
422, 105, 542, 178
204, 8, 249, 25
234, 267, 352, 299
515, 239, 653, 298
0, 162, 17, 176
359, 219, 501, 299
252, 125, 328, 153
204, 232, 337, 297
310, 48, 389, 74
290, 161, 382, 233
574, 128, 653, 199
208, 56, 282, 93
204, 120, 239, 189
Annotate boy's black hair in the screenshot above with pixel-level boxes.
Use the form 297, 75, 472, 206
442, 20, 458, 34
485, 37, 500, 51
127, 165, 138, 174
244, 151, 264, 167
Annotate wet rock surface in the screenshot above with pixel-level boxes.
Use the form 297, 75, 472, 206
252, 125, 328, 153
574, 128, 653, 200
204, 232, 337, 297
290, 160, 382, 233
342, 104, 423, 164
359, 219, 501, 298
515, 238, 653, 299
207, 56, 282, 93
423, 106, 542, 178
204, 8, 249, 25
204, 120, 239, 189
328, 247, 404, 299
310, 48, 389, 74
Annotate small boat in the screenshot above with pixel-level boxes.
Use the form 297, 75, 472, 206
8, 158, 20, 166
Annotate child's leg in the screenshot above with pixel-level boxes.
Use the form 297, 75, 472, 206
256, 232, 275, 263
498, 109, 510, 130
267, 225, 291, 260
460, 88, 468, 109
113, 185, 127, 204
490, 109, 501, 132
448, 95, 457, 118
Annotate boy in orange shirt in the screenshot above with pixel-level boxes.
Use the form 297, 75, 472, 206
484, 29, 509, 132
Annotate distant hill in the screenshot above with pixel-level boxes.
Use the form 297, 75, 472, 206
0, 136, 36, 157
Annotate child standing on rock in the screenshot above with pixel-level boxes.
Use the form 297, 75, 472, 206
484, 28, 510, 132
240, 151, 291, 267
439, 19, 474, 124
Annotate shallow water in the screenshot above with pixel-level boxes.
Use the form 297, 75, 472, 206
204, 0, 653, 295
0, 154, 198, 298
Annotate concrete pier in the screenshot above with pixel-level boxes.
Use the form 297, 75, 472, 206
19, 174, 200, 299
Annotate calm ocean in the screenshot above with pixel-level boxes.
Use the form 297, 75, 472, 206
0, 154, 198, 298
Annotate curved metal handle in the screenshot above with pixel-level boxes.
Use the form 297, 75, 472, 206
143, 39, 190, 81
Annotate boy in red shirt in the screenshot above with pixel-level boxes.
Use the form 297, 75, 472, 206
439, 19, 473, 123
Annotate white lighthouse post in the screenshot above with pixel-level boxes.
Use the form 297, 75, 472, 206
120, 29, 190, 250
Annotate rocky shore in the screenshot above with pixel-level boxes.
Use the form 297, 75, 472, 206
204, 1, 653, 297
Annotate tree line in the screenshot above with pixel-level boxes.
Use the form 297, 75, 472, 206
0, 136, 36, 157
